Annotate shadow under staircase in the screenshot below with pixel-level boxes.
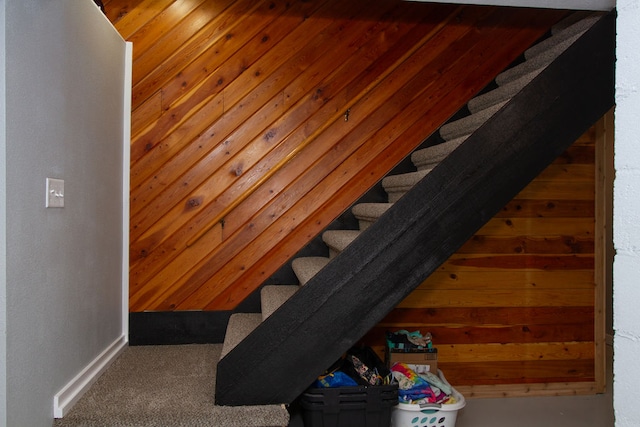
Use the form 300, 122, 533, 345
215, 9, 615, 410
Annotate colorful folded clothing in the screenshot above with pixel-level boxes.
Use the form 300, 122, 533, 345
419, 370, 452, 396
391, 362, 452, 404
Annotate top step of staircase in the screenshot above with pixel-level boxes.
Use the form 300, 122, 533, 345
495, 16, 598, 87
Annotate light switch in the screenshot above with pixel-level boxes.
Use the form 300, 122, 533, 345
46, 178, 65, 208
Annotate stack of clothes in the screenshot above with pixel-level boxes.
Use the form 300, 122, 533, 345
390, 363, 457, 405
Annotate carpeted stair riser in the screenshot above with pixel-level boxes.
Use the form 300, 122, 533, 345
322, 229, 361, 259
411, 136, 468, 171
260, 285, 298, 320
382, 169, 431, 203
291, 256, 328, 285
352, 203, 393, 230
221, 313, 262, 358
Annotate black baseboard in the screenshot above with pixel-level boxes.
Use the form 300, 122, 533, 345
129, 311, 232, 345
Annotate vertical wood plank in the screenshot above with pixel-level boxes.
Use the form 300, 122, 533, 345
594, 109, 614, 392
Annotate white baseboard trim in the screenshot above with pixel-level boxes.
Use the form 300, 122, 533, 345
53, 335, 128, 418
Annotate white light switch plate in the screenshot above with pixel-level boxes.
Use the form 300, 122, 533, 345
46, 178, 65, 208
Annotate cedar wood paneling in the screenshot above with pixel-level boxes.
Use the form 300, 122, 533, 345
104, 0, 601, 391
104, 0, 568, 311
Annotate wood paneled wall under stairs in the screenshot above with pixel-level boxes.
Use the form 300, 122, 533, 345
104, 0, 568, 312
361, 122, 609, 396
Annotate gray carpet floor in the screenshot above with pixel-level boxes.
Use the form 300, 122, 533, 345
53, 344, 290, 427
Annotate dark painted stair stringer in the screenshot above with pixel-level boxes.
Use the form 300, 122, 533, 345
215, 11, 615, 406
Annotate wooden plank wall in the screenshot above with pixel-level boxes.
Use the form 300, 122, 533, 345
362, 126, 601, 396
103, 0, 568, 313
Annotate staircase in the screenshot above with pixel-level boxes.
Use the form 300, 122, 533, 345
214, 9, 614, 415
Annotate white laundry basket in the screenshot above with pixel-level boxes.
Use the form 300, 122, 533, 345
391, 370, 465, 427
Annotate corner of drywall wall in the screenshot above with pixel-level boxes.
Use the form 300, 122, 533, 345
122, 41, 132, 342
0, 0, 7, 425
91, 0, 127, 43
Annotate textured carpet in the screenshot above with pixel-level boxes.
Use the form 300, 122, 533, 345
53, 344, 290, 427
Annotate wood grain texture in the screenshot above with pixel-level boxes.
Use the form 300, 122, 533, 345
105, 0, 569, 313
439, 360, 595, 385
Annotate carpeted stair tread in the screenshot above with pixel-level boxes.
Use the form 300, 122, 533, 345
525, 12, 599, 60
439, 101, 506, 142
467, 69, 541, 114
411, 137, 467, 171
292, 256, 330, 285
261, 285, 299, 320
352, 203, 393, 230
440, 101, 506, 141
382, 169, 431, 203
53, 345, 290, 427
382, 169, 431, 188
221, 313, 262, 359
322, 229, 361, 257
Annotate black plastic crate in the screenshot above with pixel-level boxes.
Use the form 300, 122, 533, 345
300, 383, 398, 427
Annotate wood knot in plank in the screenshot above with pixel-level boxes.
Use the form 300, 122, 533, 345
264, 129, 277, 142
185, 196, 203, 210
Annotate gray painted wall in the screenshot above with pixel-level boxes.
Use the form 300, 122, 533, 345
2, 1, 126, 425
0, 0, 6, 423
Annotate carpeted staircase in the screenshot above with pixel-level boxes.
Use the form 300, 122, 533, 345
218, 6, 601, 411
53, 11, 610, 427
